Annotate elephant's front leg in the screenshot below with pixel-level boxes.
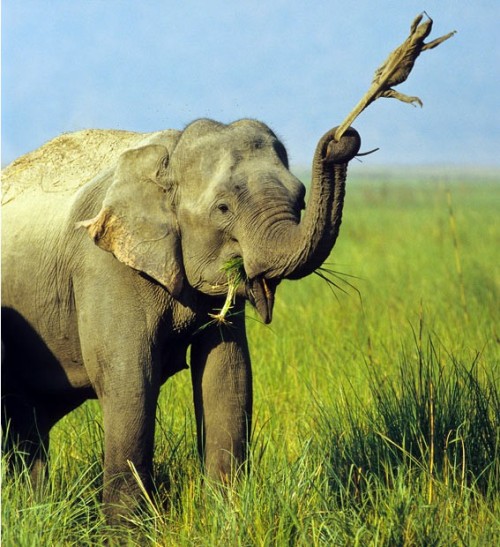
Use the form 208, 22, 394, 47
82, 341, 160, 521
100, 380, 159, 519
191, 309, 252, 481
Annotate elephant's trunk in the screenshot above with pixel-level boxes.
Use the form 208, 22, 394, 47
246, 126, 361, 283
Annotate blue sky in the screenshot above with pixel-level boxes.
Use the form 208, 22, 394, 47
2, 1, 499, 167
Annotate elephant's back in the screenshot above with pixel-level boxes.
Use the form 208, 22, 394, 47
1, 129, 148, 205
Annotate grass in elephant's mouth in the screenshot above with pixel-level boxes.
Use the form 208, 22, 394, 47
208, 257, 247, 324
207, 260, 360, 324
207, 260, 359, 323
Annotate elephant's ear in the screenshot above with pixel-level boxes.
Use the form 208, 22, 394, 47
77, 144, 184, 297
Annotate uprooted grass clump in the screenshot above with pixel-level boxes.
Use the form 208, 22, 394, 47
208, 257, 247, 324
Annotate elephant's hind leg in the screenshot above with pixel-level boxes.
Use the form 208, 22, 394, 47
2, 390, 50, 489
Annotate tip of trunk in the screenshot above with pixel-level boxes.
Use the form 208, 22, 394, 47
323, 126, 362, 165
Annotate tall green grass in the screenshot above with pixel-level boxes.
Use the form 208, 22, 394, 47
2, 172, 499, 545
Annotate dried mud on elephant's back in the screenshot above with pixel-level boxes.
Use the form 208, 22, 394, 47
1, 129, 143, 204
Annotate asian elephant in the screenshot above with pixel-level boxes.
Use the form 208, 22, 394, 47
1, 118, 361, 518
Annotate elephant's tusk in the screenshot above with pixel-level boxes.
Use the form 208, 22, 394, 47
262, 278, 272, 301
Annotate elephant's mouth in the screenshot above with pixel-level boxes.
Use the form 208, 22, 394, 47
246, 277, 278, 324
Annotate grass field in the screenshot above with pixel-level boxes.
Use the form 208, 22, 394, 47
2, 169, 499, 545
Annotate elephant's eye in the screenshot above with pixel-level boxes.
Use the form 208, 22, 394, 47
217, 203, 229, 213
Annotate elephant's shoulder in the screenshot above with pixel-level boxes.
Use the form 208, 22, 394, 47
1, 129, 153, 205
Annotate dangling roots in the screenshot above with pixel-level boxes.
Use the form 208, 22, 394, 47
334, 12, 456, 142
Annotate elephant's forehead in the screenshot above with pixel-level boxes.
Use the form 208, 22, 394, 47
184, 122, 276, 157
198, 147, 286, 188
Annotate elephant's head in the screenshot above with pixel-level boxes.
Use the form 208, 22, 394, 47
79, 119, 360, 323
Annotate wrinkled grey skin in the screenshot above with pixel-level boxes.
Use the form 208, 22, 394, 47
1, 118, 360, 519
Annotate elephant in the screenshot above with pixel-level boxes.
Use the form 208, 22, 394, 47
1, 118, 361, 519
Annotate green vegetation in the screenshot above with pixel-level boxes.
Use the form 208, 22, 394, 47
2, 171, 499, 545
208, 256, 246, 323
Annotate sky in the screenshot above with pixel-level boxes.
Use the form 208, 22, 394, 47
2, 0, 499, 168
